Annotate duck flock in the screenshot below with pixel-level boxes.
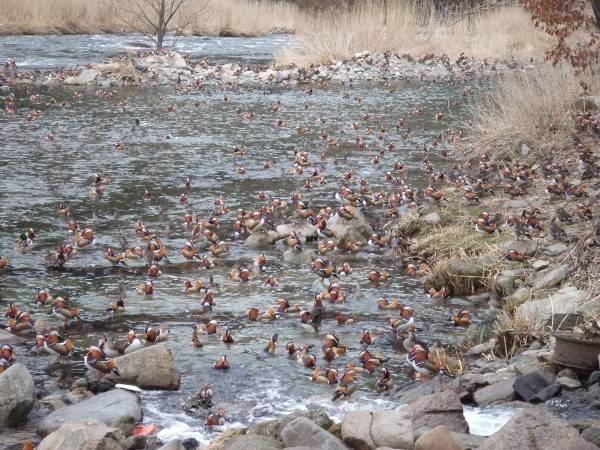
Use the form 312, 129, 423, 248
3, 56, 595, 434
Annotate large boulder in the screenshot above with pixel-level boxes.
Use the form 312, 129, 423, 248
325, 206, 373, 247
281, 416, 348, 450
530, 264, 570, 290
472, 378, 516, 406
105, 344, 180, 390
37, 389, 142, 437
479, 408, 598, 450
246, 410, 333, 439
0, 363, 36, 425
223, 435, 283, 450
517, 286, 588, 320
402, 390, 469, 433
414, 425, 461, 450
341, 410, 414, 450
38, 418, 127, 450
0, 328, 27, 345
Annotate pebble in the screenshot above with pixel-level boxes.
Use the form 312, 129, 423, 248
556, 376, 582, 390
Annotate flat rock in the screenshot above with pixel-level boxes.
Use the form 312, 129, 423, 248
518, 286, 588, 321
472, 378, 516, 406
402, 390, 469, 433
341, 410, 414, 450
531, 260, 551, 271
158, 438, 186, 450
246, 410, 333, 439
542, 243, 567, 256
37, 389, 142, 437
556, 376, 581, 390
581, 426, 600, 447
244, 231, 281, 249
38, 418, 127, 450
105, 344, 180, 390
531, 384, 561, 403
501, 240, 539, 257
325, 206, 373, 247
396, 376, 443, 403
0, 363, 36, 425
223, 435, 283, 450
512, 353, 550, 375
465, 341, 494, 356
513, 370, 552, 402
0, 328, 27, 345
282, 248, 316, 264
414, 425, 461, 450
531, 264, 570, 290
478, 408, 598, 450
447, 259, 482, 277
281, 417, 348, 450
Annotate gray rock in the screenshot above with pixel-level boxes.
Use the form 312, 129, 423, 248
518, 286, 588, 321
275, 223, 317, 242
465, 341, 494, 356
542, 243, 567, 256
531, 264, 570, 290
0, 328, 27, 345
38, 418, 127, 450
341, 410, 414, 450
577, 297, 600, 316
512, 353, 550, 375
478, 408, 597, 450
557, 368, 579, 380
531, 384, 561, 403
581, 426, 600, 447
159, 438, 186, 450
461, 373, 515, 391
556, 376, 581, 390
105, 344, 180, 390
282, 248, 316, 264
134, 58, 148, 70
414, 425, 461, 450
171, 55, 189, 69
531, 260, 551, 271
495, 275, 517, 295
397, 376, 443, 404
502, 240, 539, 257
450, 431, 488, 449
447, 259, 481, 277
472, 378, 516, 406
223, 435, 283, 450
589, 371, 600, 385
246, 410, 333, 439
244, 231, 280, 249
0, 363, 36, 425
281, 417, 348, 450
512, 370, 551, 402
402, 390, 469, 433
181, 438, 199, 449
423, 212, 441, 225
584, 383, 600, 407
464, 323, 495, 346
37, 389, 142, 437
325, 206, 373, 247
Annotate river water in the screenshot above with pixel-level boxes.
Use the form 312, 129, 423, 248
0, 34, 506, 447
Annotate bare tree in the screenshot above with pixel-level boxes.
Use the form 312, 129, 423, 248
108, 0, 210, 51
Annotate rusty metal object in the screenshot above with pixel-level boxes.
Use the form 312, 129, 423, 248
553, 331, 600, 371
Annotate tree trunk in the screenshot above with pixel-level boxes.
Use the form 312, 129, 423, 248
156, 0, 166, 51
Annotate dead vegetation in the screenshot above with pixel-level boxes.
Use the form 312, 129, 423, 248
493, 309, 547, 359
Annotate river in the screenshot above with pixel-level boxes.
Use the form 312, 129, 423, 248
0, 34, 503, 447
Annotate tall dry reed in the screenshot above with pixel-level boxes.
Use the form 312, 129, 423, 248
0, 0, 298, 36
275, 1, 553, 66
467, 62, 600, 160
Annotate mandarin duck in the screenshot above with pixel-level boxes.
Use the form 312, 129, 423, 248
213, 355, 230, 370
84, 346, 120, 379
407, 344, 441, 381
123, 330, 143, 354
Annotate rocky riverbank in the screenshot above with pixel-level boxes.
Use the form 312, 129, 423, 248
1, 49, 531, 88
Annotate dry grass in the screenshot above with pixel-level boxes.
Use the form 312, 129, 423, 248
493, 309, 547, 359
466, 62, 600, 161
0, 0, 298, 36
275, 1, 553, 66
431, 346, 468, 377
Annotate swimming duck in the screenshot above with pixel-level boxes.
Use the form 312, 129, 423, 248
368, 270, 388, 284
367, 233, 387, 248
15, 232, 33, 249
181, 242, 201, 260
147, 264, 163, 277
214, 355, 230, 370
359, 329, 373, 345
332, 370, 358, 401
336, 262, 352, 276
312, 368, 339, 385
197, 320, 219, 335
299, 309, 321, 332
377, 298, 401, 310
209, 241, 229, 256
104, 248, 127, 266
247, 307, 278, 321
376, 367, 393, 391
107, 297, 125, 313
52, 297, 80, 327
35, 288, 52, 305
124, 245, 144, 259
275, 299, 299, 314
205, 409, 226, 427
117, 331, 140, 355
184, 280, 206, 293
0, 257, 9, 270
1, 344, 16, 363
84, 346, 120, 380
428, 287, 451, 300
145, 325, 169, 343
451, 310, 471, 327
254, 253, 268, 271
136, 281, 154, 295
264, 333, 278, 356
75, 228, 95, 247
390, 307, 416, 339
264, 275, 278, 287
202, 290, 215, 307
221, 329, 234, 344
230, 267, 251, 283
407, 344, 441, 381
